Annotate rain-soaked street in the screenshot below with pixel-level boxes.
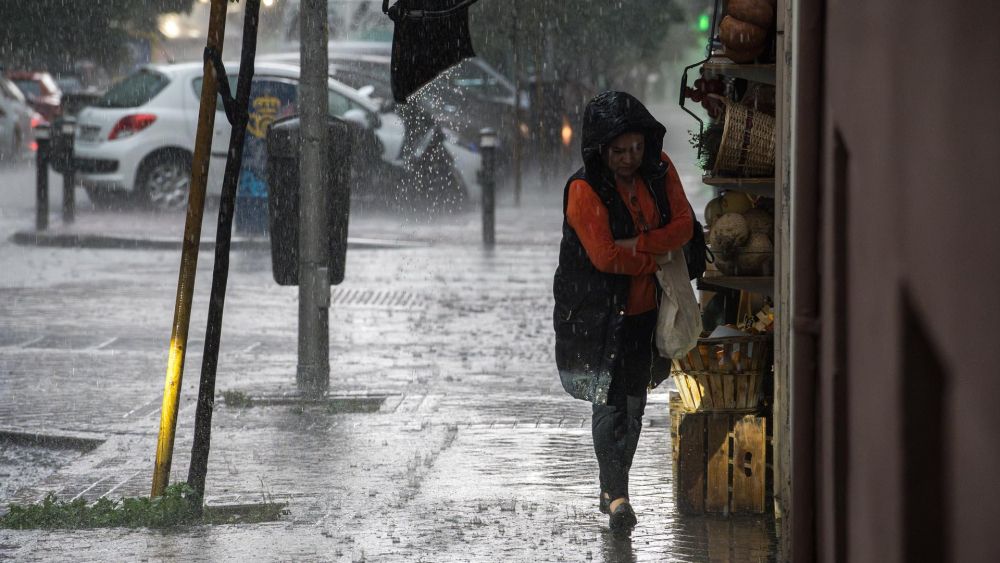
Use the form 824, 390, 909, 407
0, 100, 776, 560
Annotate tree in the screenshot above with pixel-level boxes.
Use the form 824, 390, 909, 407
469, 0, 686, 100
0, 0, 197, 72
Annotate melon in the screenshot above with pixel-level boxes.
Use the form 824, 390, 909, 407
737, 233, 774, 275
721, 191, 753, 215
742, 207, 774, 239
708, 212, 750, 256
705, 197, 725, 227
714, 253, 739, 276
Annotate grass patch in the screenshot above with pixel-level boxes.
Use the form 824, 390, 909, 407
0, 483, 286, 530
222, 390, 254, 408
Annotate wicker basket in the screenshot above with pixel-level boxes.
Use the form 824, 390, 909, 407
711, 97, 775, 178
671, 334, 772, 413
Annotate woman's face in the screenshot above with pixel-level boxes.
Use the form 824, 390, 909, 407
604, 132, 645, 179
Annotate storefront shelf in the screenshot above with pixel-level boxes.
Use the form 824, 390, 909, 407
703, 57, 776, 85
698, 276, 774, 296
702, 176, 775, 197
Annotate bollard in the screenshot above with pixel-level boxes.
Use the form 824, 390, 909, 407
58, 118, 76, 224
35, 124, 50, 231
479, 127, 497, 247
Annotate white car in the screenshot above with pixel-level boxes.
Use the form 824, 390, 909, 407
74, 61, 478, 209
0, 74, 36, 163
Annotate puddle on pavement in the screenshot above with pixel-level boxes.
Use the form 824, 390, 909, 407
223, 392, 386, 414
0, 431, 102, 503
201, 502, 288, 525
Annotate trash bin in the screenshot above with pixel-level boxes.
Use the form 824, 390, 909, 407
266, 115, 354, 286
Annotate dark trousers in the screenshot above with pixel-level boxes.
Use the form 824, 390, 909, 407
592, 310, 657, 500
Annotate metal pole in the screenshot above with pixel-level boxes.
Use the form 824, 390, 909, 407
480, 128, 496, 247
35, 125, 49, 231
151, 0, 228, 498
532, 42, 547, 187
187, 0, 261, 508
511, 0, 522, 207
298, 0, 331, 396
60, 118, 76, 224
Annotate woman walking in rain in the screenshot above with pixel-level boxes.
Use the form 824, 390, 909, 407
553, 91, 693, 535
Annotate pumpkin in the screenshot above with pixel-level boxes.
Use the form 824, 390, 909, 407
723, 43, 766, 64
727, 0, 774, 29
719, 15, 767, 51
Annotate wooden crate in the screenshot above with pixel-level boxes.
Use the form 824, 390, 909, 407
669, 392, 768, 515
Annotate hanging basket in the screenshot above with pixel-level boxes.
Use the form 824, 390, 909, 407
671, 334, 772, 413
711, 96, 775, 178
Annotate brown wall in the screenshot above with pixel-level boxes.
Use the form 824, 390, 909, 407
803, 1, 1000, 561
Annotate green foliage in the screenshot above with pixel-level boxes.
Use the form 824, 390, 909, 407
0, 483, 287, 529
689, 122, 723, 172
0, 0, 197, 71
469, 0, 686, 96
0, 483, 200, 530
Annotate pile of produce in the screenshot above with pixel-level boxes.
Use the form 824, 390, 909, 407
719, 0, 776, 63
704, 192, 775, 276
683, 76, 726, 119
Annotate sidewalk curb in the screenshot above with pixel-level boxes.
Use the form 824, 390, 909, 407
10, 231, 429, 251
0, 428, 105, 452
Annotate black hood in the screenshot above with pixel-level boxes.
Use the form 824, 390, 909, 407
580, 91, 667, 182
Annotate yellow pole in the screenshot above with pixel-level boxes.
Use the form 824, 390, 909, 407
151, 0, 228, 497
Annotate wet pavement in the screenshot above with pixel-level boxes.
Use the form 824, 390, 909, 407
0, 108, 776, 561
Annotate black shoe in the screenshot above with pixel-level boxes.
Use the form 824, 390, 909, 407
599, 493, 611, 514
609, 501, 637, 536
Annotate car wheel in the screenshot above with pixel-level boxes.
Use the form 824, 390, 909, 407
136, 151, 192, 211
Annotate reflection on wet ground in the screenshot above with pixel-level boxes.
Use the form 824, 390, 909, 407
0, 176, 777, 560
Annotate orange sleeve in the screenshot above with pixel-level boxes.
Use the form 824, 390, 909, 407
566, 180, 658, 276
635, 153, 694, 254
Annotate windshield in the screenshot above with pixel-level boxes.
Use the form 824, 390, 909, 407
12, 80, 41, 98
96, 69, 169, 108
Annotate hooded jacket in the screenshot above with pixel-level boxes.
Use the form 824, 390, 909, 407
553, 91, 676, 404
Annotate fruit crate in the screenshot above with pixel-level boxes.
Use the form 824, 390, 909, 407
669, 393, 768, 514
671, 334, 773, 413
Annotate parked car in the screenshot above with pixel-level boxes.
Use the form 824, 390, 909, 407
73, 61, 477, 210
53, 73, 104, 116
263, 47, 523, 158
0, 73, 36, 163
6, 71, 62, 122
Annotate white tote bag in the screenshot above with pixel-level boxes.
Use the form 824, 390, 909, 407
654, 251, 703, 358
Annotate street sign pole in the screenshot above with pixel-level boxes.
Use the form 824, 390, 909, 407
297, 0, 331, 396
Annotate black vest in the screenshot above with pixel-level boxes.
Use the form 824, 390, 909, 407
552, 165, 670, 403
